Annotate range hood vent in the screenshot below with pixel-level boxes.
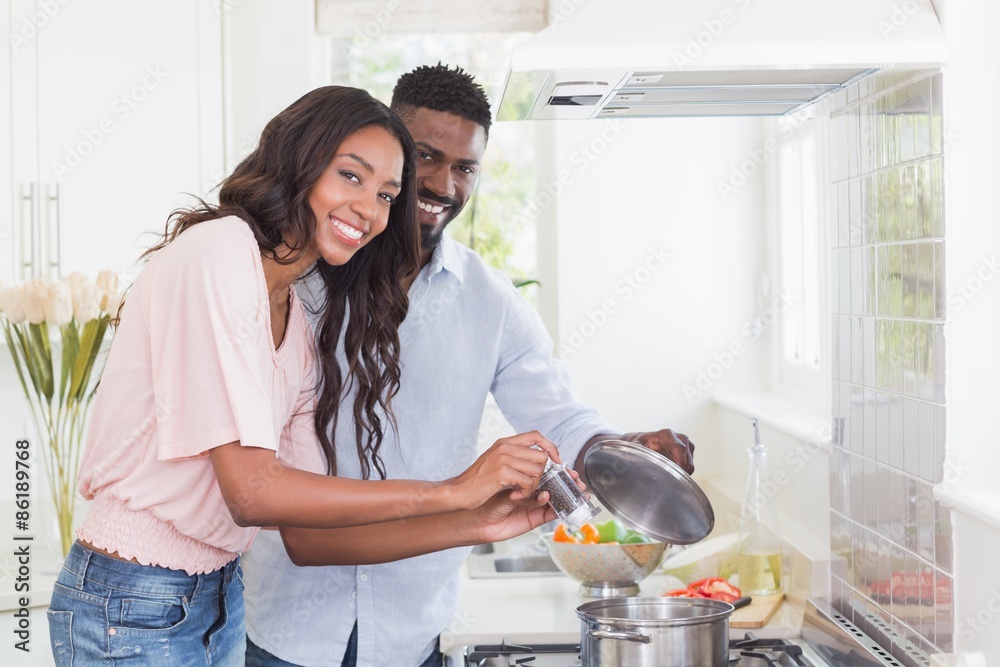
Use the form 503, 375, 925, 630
497, 0, 946, 120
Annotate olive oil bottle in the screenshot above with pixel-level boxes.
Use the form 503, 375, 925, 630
737, 419, 783, 596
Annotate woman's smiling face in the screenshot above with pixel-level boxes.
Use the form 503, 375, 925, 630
306, 124, 405, 266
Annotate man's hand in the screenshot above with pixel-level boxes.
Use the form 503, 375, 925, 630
622, 429, 695, 475
575, 429, 696, 480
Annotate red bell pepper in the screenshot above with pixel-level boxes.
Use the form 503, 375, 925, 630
663, 577, 743, 603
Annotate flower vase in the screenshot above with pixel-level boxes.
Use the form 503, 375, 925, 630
32, 403, 90, 560
1, 272, 122, 560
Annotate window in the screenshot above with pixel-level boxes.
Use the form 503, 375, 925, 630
332, 32, 540, 301
766, 110, 831, 404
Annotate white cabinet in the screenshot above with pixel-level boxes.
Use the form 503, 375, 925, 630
0, 4, 15, 286
3, 0, 225, 285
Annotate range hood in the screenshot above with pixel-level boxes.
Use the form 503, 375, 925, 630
496, 0, 946, 120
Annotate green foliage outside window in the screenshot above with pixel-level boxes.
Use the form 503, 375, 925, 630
335, 33, 538, 298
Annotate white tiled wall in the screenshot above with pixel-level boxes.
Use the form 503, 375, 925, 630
828, 69, 952, 656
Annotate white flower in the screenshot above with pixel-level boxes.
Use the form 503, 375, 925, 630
43, 281, 74, 326
96, 270, 120, 295
72, 283, 102, 323
21, 280, 47, 324
0, 286, 27, 323
62, 273, 102, 323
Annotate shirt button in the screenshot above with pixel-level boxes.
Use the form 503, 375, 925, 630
359, 573, 368, 582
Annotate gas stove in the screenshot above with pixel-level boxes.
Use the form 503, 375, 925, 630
448, 634, 825, 666
444, 599, 914, 667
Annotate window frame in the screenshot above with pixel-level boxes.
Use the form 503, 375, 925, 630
764, 109, 833, 409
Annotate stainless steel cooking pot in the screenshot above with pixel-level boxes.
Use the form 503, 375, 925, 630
576, 597, 733, 667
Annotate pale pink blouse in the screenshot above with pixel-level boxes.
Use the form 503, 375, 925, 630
77, 216, 325, 574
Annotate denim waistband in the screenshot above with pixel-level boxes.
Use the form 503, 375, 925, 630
61, 541, 240, 598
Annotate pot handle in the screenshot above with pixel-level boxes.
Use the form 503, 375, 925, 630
587, 629, 653, 644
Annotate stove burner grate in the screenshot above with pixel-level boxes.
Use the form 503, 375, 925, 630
730, 633, 813, 666
466, 640, 580, 665
463, 633, 814, 667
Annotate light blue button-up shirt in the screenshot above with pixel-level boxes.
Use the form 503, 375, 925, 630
242, 236, 616, 667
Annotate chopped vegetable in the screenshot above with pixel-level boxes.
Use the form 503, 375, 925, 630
578, 523, 600, 544
622, 530, 652, 544
596, 520, 627, 543
554, 524, 579, 543
552, 519, 653, 544
663, 577, 743, 603
554, 520, 654, 545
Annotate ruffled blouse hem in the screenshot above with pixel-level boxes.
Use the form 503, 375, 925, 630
77, 495, 239, 575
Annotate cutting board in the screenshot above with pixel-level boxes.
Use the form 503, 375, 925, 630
730, 593, 784, 628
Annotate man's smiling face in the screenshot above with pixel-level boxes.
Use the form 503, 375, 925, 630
404, 107, 488, 257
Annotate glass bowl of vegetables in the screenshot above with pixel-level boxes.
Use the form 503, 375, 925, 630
541, 519, 668, 597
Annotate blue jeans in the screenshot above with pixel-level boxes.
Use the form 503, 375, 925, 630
245, 624, 443, 667
47, 541, 245, 666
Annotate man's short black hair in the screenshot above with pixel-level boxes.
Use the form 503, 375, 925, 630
391, 63, 492, 139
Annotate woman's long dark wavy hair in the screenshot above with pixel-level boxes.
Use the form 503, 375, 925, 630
144, 86, 421, 479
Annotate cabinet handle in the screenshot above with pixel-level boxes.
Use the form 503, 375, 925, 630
18, 183, 36, 281
46, 184, 62, 278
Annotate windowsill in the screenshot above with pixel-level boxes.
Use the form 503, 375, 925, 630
712, 389, 831, 445
934, 482, 1000, 531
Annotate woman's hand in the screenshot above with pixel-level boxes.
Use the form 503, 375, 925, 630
443, 431, 559, 511
471, 490, 557, 544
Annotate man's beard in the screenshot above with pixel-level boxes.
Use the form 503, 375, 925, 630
420, 222, 446, 253
418, 188, 462, 254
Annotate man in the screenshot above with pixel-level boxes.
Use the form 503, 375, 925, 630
242, 64, 695, 667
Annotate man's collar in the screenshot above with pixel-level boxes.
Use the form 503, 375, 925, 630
424, 234, 466, 284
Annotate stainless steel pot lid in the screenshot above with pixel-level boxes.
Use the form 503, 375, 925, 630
576, 596, 734, 625
583, 439, 714, 545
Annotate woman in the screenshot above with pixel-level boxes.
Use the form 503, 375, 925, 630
46, 86, 562, 666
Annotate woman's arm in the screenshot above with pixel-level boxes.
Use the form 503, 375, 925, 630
278, 490, 557, 566
209, 431, 559, 529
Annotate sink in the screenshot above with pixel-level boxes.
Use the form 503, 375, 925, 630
493, 554, 561, 573
466, 548, 562, 579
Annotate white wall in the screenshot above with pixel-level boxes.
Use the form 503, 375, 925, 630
932, 0, 1000, 661
539, 115, 768, 474
223, 0, 331, 171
